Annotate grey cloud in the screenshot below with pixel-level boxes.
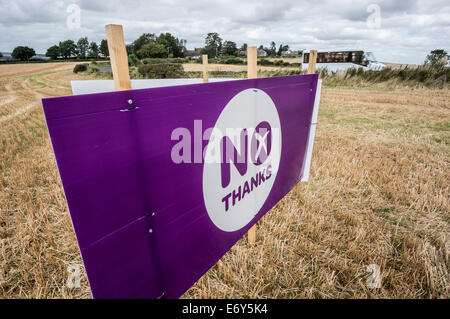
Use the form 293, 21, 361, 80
0, 0, 67, 24
0, 0, 449, 64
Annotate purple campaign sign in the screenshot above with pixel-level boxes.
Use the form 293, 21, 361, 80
42, 74, 319, 298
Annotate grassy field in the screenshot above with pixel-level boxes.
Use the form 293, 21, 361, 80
0, 62, 448, 298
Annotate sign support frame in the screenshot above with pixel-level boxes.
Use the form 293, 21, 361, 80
247, 46, 258, 245
202, 54, 209, 83
105, 24, 131, 91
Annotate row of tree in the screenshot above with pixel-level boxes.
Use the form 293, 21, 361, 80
43, 33, 187, 60
7, 32, 293, 62
201, 32, 291, 58
45, 38, 109, 59
41, 32, 291, 61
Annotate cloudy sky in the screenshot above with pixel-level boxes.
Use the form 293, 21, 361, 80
0, 0, 449, 64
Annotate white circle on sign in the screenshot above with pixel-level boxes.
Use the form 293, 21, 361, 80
203, 88, 282, 232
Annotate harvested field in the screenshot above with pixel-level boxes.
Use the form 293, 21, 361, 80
0, 62, 448, 298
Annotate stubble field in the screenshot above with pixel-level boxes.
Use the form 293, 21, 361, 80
0, 62, 448, 298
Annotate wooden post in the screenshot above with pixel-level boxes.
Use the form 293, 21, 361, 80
247, 46, 257, 245
307, 50, 317, 74
105, 24, 131, 91
247, 46, 257, 79
202, 54, 209, 83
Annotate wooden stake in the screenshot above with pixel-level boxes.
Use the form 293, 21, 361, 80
247, 46, 258, 245
202, 54, 209, 83
247, 46, 257, 79
307, 50, 318, 74
105, 24, 131, 91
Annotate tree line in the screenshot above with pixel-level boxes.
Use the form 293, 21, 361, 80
45, 32, 293, 60
200, 32, 291, 58
41, 32, 188, 60
45, 38, 109, 59
5, 31, 295, 62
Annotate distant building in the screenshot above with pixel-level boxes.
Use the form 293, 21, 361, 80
0, 52, 13, 61
31, 54, 50, 61
185, 48, 202, 59
238, 49, 273, 57
281, 50, 300, 57
257, 49, 267, 57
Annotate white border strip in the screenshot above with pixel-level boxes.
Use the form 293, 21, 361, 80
301, 79, 322, 182
70, 78, 238, 95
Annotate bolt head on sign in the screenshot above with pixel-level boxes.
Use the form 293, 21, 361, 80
41, 74, 319, 298
203, 89, 281, 232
